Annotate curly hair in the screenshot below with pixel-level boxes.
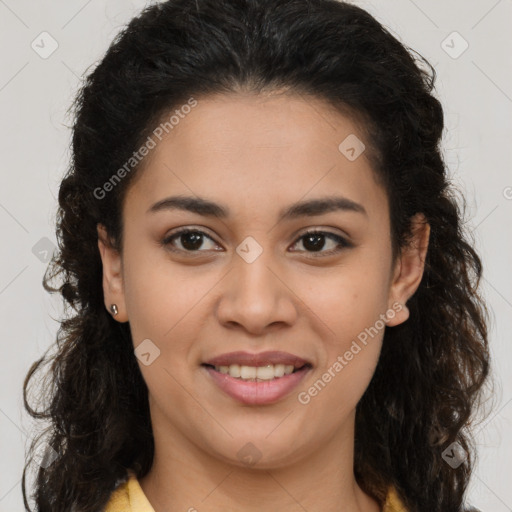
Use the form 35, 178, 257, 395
22, 0, 493, 510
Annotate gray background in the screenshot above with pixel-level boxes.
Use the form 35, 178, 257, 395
0, 0, 511, 510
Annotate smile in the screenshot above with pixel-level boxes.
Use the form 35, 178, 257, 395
201, 351, 313, 405
211, 363, 298, 380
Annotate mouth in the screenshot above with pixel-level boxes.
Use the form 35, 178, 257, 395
201, 362, 311, 381
201, 351, 313, 405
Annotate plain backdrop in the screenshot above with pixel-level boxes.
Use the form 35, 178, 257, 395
1, 0, 511, 510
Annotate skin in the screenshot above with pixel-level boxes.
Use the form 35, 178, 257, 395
97, 90, 430, 512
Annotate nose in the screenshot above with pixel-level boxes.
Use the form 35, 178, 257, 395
215, 248, 298, 336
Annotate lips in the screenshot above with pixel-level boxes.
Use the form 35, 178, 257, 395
203, 350, 311, 368
201, 350, 313, 405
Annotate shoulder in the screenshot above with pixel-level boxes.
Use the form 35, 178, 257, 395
383, 485, 408, 512
104, 479, 130, 512
103, 471, 155, 512
381, 487, 484, 512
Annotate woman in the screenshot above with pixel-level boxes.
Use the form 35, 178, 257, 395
23, 0, 491, 511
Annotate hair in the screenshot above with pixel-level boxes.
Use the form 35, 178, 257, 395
22, 1, 493, 511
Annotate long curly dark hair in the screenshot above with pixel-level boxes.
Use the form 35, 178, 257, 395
22, 1, 493, 510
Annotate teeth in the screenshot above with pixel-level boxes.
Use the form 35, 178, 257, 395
240, 366, 257, 379
214, 363, 298, 381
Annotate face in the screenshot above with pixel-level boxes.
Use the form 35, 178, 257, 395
98, 91, 429, 469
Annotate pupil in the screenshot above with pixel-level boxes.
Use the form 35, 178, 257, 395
182, 232, 203, 250
303, 234, 325, 251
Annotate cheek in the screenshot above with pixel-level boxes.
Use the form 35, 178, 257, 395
296, 337, 382, 443
302, 261, 391, 342
122, 247, 221, 382
122, 243, 198, 340
296, 273, 387, 429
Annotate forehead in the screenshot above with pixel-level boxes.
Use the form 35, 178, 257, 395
123, 92, 388, 224
153, 91, 367, 160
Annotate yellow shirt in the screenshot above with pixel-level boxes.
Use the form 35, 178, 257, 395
104, 472, 407, 511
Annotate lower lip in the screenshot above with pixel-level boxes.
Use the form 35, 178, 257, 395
203, 366, 311, 405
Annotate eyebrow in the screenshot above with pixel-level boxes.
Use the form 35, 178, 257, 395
147, 195, 367, 220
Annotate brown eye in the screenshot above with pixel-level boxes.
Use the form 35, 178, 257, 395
290, 230, 352, 256
162, 229, 219, 253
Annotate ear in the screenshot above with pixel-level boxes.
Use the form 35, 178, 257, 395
97, 223, 128, 322
386, 213, 430, 327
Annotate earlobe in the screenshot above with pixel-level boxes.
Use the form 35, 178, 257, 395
97, 224, 128, 322
386, 213, 430, 327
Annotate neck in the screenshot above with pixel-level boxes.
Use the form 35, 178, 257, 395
139, 408, 381, 512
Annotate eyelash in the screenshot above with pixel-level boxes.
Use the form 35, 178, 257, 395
161, 227, 352, 257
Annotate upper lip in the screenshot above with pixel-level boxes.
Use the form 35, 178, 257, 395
203, 351, 312, 368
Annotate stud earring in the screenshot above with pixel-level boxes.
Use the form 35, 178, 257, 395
109, 304, 119, 317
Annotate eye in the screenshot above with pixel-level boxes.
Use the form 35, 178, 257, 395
289, 229, 352, 256
162, 227, 352, 257
161, 228, 220, 254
